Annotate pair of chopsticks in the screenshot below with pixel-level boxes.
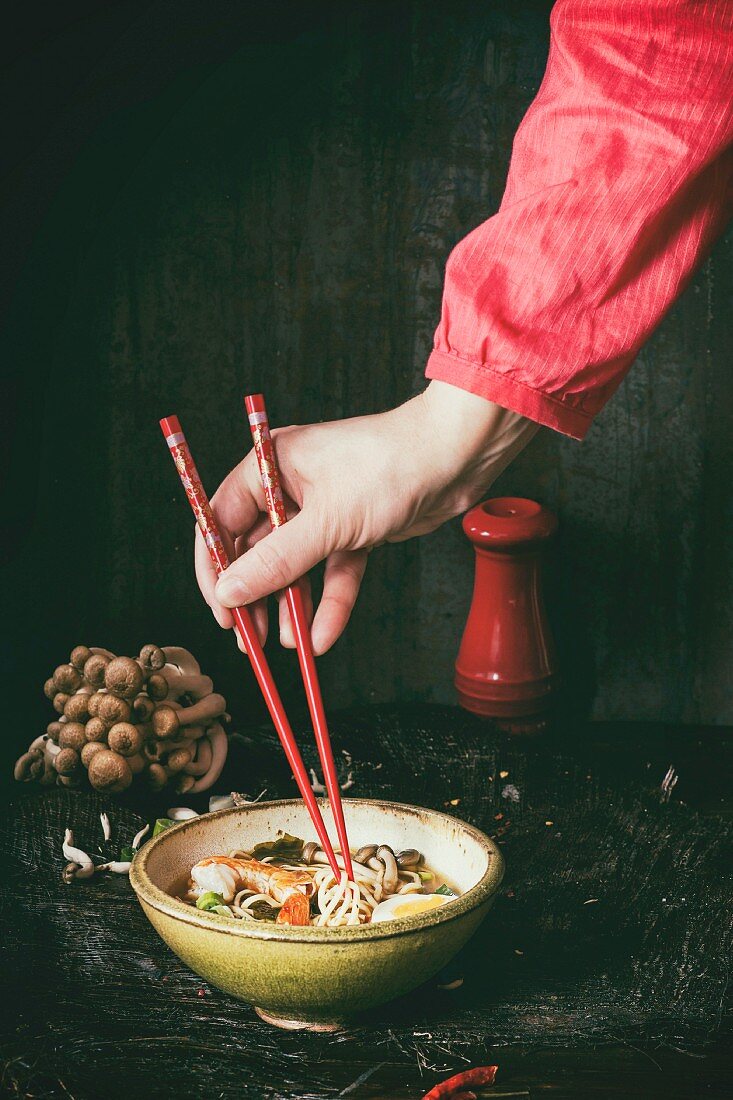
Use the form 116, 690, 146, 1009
160, 398, 354, 881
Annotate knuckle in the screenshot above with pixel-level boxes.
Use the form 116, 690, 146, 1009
321, 590, 354, 615
252, 539, 290, 591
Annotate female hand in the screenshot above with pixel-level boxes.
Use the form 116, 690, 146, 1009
195, 380, 537, 653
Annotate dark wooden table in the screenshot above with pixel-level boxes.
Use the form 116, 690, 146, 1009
2, 706, 732, 1099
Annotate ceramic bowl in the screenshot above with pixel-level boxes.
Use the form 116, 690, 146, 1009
130, 797, 504, 1029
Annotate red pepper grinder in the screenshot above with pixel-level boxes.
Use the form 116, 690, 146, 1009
455, 497, 559, 732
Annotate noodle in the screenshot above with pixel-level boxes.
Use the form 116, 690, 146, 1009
179, 838, 456, 927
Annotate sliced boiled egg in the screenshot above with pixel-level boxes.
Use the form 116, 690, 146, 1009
371, 892, 453, 923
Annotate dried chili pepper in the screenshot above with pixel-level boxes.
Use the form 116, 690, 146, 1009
421, 1065, 498, 1099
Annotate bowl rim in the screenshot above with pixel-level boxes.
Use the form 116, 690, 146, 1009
129, 797, 504, 943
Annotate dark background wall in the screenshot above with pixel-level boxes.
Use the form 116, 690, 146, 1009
3, 0, 732, 763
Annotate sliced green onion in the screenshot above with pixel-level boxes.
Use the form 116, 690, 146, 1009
153, 818, 176, 837
211, 905, 233, 918
119, 845, 135, 862
418, 870, 434, 882
196, 891, 225, 911
435, 884, 456, 897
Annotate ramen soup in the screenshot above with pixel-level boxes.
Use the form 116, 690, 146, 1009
175, 833, 459, 927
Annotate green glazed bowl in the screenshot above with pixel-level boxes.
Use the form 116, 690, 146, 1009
130, 797, 504, 1030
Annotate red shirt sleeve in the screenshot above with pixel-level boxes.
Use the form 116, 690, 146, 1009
426, 0, 733, 439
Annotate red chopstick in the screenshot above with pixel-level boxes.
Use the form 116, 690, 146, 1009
159, 415, 342, 880
244, 394, 354, 881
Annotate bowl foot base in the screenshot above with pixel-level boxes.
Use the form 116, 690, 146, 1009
254, 1006, 344, 1032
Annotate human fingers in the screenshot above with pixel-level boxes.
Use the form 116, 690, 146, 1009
195, 526, 234, 629
310, 549, 368, 655
278, 576, 314, 649
209, 452, 265, 539
215, 511, 332, 607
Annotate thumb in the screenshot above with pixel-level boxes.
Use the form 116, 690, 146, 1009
214, 512, 328, 607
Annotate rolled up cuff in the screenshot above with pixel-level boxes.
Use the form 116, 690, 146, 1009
425, 348, 592, 441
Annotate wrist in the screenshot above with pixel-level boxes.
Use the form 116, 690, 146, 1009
419, 379, 539, 510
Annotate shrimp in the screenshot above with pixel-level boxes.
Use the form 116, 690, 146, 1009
190, 856, 315, 925
275, 893, 311, 926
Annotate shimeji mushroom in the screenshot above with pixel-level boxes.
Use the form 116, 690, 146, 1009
14, 747, 44, 782
53, 693, 70, 715
167, 807, 199, 821
58, 723, 87, 752
139, 644, 166, 673
97, 694, 131, 726
105, 656, 144, 700
187, 724, 228, 792
53, 664, 82, 694
107, 722, 143, 757
63, 693, 91, 723
85, 716, 108, 743
83, 653, 110, 688
16, 644, 230, 795
62, 829, 95, 882
146, 763, 167, 791
81, 741, 106, 768
147, 674, 169, 701
70, 645, 93, 671
86, 693, 103, 717
182, 737, 212, 776
87, 749, 132, 793
132, 695, 155, 722
46, 721, 63, 743
376, 846, 399, 893
54, 747, 81, 776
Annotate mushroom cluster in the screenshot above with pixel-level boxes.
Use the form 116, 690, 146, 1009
299, 841, 418, 894
14, 645, 230, 795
